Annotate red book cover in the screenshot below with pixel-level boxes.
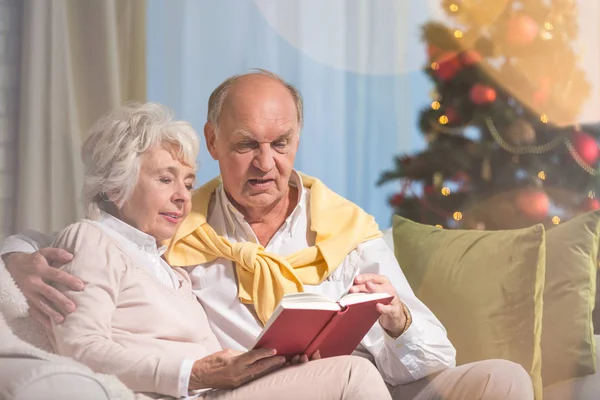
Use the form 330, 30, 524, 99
252, 292, 393, 359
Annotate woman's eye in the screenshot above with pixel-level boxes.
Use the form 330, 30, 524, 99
185, 184, 194, 191
160, 178, 172, 184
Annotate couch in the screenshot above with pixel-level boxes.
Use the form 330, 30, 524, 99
1, 223, 599, 399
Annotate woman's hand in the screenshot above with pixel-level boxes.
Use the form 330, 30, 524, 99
189, 348, 286, 390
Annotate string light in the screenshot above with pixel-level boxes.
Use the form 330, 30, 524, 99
544, 22, 553, 30
552, 216, 561, 225
431, 62, 440, 70
589, 191, 596, 199
449, 3, 459, 12
453, 30, 463, 39
439, 115, 449, 125
540, 114, 549, 123
537, 171, 546, 180
453, 211, 463, 221
441, 187, 451, 196
435, 224, 444, 229
431, 101, 441, 110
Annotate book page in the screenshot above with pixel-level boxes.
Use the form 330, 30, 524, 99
280, 292, 340, 311
338, 292, 393, 307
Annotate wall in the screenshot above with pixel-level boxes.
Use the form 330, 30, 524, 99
0, 0, 22, 239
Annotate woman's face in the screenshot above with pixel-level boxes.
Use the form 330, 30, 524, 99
115, 145, 196, 242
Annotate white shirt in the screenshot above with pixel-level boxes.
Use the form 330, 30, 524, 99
2, 171, 456, 386
187, 171, 456, 385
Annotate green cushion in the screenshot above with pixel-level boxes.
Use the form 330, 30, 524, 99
542, 210, 600, 386
392, 216, 545, 399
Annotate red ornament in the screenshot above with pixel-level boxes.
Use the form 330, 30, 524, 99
461, 50, 483, 66
469, 84, 497, 104
572, 131, 599, 166
516, 189, 550, 220
390, 193, 405, 206
445, 107, 459, 124
435, 53, 462, 81
505, 14, 539, 46
532, 76, 550, 107
427, 44, 441, 59
583, 198, 600, 211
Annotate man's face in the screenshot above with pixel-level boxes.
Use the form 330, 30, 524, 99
205, 77, 299, 216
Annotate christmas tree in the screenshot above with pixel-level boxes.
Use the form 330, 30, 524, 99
379, 0, 599, 230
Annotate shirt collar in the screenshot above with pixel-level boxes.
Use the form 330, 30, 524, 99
217, 170, 306, 238
97, 210, 166, 256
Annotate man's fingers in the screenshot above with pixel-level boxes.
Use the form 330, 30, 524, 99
309, 350, 321, 360
38, 248, 73, 265
44, 267, 84, 291
38, 284, 76, 314
354, 274, 389, 285
28, 302, 52, 329
31, 295, 65, 324
348, 284, 368, 293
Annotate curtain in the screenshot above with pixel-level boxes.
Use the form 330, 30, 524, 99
15, 0, 146, 234
147, 0, 439, 229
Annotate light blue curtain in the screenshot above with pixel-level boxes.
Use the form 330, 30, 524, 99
147, 0, 436, 228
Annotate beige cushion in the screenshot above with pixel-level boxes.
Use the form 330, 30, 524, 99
541, 210, 600, 385
392, 216, 546, 399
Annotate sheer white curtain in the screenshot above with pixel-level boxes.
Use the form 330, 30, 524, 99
14, 0, 146, 234
147, 0, 439, 228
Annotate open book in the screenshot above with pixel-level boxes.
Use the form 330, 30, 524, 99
251, 291, 394, 359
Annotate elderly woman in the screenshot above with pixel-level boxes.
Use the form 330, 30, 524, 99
45, 102, 391, 400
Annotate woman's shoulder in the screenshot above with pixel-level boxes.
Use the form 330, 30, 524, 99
52, 219, 115, 254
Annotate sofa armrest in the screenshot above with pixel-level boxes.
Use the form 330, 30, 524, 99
0, 358, 113, 400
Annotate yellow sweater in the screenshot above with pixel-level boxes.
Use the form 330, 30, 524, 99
164, 173, 382, 325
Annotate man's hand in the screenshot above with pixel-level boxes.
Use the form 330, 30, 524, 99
349, 274, 409, 338
189, 348, 286, 390
4, 248, 82, 327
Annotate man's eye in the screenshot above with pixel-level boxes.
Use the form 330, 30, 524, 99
185, 184, 194, 191
273, 141, 287, 148
160, 178, 172, 184
234, 141, 257, 152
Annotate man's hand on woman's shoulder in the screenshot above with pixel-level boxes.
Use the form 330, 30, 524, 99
3, 248, 82, 327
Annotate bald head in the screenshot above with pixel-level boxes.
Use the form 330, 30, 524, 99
207, 69, 304, 135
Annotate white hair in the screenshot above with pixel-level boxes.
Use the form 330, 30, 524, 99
207, 68, 304, 136
81, 102, 200, 219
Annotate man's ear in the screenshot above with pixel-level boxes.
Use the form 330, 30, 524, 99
204, 122, 219, 160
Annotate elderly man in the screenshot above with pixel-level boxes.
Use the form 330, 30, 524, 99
2, 70, 533, 399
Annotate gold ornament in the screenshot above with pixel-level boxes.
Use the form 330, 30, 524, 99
505, 119, 536, 146
453, 211, 463, 221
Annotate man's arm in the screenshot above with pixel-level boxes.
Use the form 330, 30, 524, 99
1, 230, 83, 326
1, 230, 55, 257
350, 238, 456, 386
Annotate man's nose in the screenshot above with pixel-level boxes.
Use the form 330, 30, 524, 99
253, 146, 275, 172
